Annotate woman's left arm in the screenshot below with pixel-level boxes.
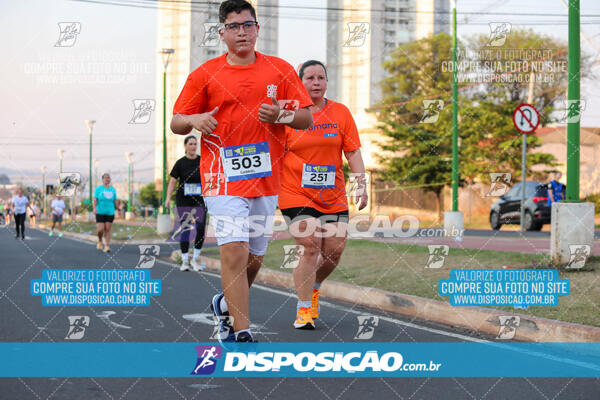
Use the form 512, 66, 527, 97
114, 190, 120, 210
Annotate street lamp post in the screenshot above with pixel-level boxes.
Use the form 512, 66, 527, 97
443, 0, 465, 239
93, 158, 99, 190
57, 149, 64, 196
85, 120, 96, 217
566, 0, 580, 200
550, 0, 594, 264
41, 166, 46, 218
451, 0, 459, 212
159, 48, 174, 214
125, 152, 134, 220
57, 149, 64, 176
157, 48, 175, 234
57, 149, 66, 220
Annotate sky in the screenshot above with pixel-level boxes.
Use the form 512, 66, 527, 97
0, 0, 599, 187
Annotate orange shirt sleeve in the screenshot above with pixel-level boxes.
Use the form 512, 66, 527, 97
280, 63, 313, 109
173, 70, 207, 115
341, 105, 361, 152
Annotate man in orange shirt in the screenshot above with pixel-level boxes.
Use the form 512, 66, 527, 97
280, 60, 368, 329
171, 0, 313, 342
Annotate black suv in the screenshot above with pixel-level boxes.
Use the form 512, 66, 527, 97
489, 181, 551, 231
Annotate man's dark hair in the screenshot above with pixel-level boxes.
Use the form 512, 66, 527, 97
184, 134, 197, 145
299, 60, 328, 81
219, 0, 257, 23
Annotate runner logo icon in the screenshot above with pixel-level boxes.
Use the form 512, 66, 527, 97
65, 316, 90, 340
566, 244, 591, 270
191, 345, 222, 375
420, 100, 444, 123
344, 22, 370, 47
55, 22, 81, 47
486, 173, 511, 197
354, 315, 379, 340
487, 22, 511, 46
425, 245, 449, 269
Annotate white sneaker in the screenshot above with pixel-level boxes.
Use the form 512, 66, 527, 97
180, 259, 191, 271
191, 257, 206, 272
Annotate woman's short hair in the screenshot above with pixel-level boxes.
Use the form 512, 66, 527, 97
299, 60, 328, 81
102, 173, 110, 179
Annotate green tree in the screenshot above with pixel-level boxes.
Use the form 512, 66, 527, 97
139, 183, 160, 208
374, 33, 458, 218
374, 30, 573, 214
459, 28, 587, 182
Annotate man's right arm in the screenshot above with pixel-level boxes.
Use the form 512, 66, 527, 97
171, 107, 219, 135
171, 114, 193, 135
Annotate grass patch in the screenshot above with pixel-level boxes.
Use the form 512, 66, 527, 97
203, 239, 600, 327
41, 220, 170, 241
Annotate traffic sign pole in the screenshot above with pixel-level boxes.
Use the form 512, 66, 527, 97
512, 104, 540, 234
520, 133, 527, 235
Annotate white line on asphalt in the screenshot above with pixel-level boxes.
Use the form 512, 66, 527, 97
182, 313, 278, 335
154, 259, 487, 343
164, 262, 600, 372
37, 243, 598, 372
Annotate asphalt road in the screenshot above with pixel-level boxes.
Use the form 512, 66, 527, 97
1, 225, 598, 399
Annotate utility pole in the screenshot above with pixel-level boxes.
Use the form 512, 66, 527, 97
41, 166, 46, 218
566, 0, 580, 201
451, 0, 458, 212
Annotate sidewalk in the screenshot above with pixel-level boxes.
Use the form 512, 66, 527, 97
368, 235, 600, 256
272, 228, 600, 256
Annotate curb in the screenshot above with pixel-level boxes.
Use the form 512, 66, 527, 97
169, 250, 600, 343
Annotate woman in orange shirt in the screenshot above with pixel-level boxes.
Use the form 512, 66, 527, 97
280, 60, 368, 329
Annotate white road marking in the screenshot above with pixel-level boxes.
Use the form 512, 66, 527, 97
96, 310, 165, 331
189, 267, 600, 372
187, 384, 222, 390
44, 245, 597, 372
97, 311, 132, 329
155, 259, 485, 342
182, 312, 278, 335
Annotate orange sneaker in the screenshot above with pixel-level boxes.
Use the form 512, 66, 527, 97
311, 289, 320, 319
293, 307, 315, 329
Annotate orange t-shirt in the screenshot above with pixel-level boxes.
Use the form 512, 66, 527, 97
279, 99, 361, 213
172, 52, 312, 197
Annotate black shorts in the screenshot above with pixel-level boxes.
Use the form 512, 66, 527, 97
96, 214, 115, 223
52, 214, 63, 223
280, 207, 349, 224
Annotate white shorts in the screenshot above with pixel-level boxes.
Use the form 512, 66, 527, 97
204, 195, 278, 256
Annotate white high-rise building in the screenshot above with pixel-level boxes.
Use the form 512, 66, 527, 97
154, 0, 278, 190
326, 0, 449, 169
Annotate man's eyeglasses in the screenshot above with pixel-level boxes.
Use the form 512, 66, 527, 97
223, 21, 258, 32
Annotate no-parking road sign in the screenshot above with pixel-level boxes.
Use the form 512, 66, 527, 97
513, 103, 540, 134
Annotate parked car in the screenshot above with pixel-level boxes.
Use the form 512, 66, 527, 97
489, 181, 551, 231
